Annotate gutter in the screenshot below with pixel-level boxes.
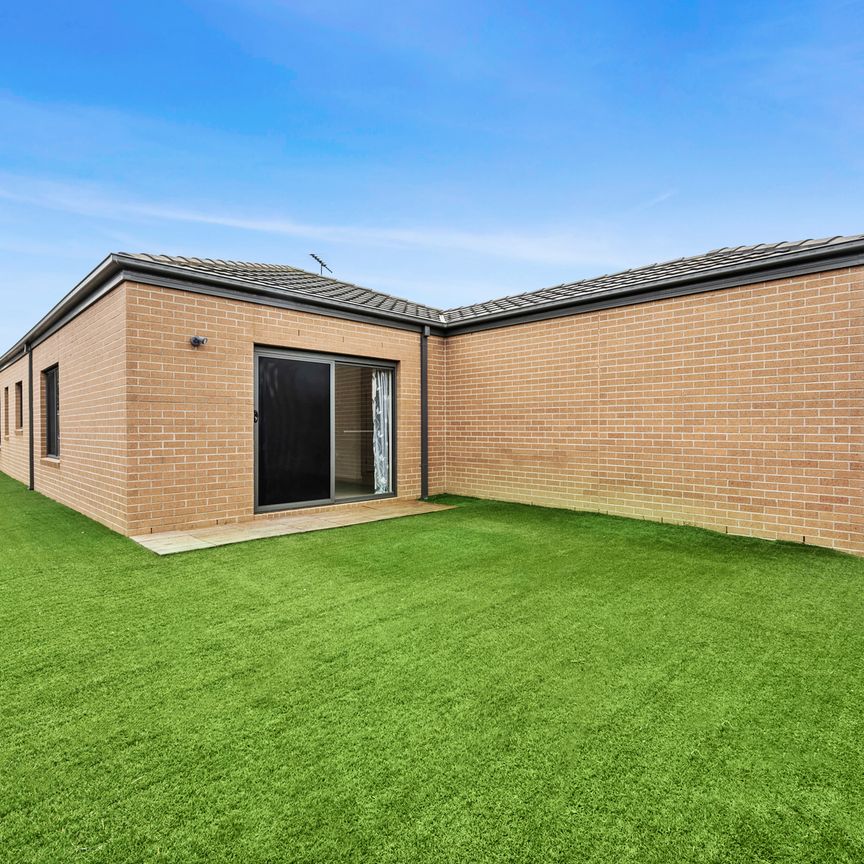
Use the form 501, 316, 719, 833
3, 238, 864, 373
0, 254, 445, 372
112, 255, 445, 333
27, 344, 34, 491
0, 255, 123, 373
443, 238, 864, 332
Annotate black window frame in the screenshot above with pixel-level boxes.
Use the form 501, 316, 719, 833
43, 365, 59, 458
254, 347, 397, 512
14, 381, 23, 430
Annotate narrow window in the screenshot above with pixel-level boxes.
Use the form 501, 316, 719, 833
14, 381, 23, 430
43, 366, 59, 457
2, 387, 7, 438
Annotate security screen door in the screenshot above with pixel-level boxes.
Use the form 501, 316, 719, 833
255, 349, 394, 510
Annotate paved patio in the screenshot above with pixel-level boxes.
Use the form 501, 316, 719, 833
130, 499, 453, 555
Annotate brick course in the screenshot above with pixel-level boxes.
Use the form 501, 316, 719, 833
1, 266, 861, 554
0, 354, 30, 489
0, 286, 128, 533
445, 268, 864, 554
125, 282, 424, 534
427, 335, 447, 495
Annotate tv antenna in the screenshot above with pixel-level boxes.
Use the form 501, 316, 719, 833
310, 253, 332, 275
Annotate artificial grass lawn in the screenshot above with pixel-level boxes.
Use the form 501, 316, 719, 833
1, 473, 863, 863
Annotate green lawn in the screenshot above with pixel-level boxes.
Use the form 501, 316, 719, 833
1, 472, 863, 863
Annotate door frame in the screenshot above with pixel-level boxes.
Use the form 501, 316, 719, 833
254, 346, 397, 513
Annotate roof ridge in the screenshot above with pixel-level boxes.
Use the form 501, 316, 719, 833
123, 252, 304, 272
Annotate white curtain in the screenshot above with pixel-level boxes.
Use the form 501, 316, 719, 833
372, 369, 392, 494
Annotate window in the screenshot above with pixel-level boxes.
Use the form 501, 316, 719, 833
43, 366, 59, 458
2, 387, 7, 438
14, 381, 23, 430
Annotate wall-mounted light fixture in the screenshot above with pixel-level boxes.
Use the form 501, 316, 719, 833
189, 335, 208, 348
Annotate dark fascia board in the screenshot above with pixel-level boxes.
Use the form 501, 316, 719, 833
0, 255, 123, 373
0, 254, 445, 371
119, 268, 447, 336
2, 241, 863, 371
114, 254, 445, 333
445, 244, 864, 334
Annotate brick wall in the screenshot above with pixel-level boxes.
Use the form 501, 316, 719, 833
3, 265, 862, 554
31, 286, 129, 533
0, 286, 128, 533
125, 282, 425, 534
0, 353, 30, 487
445, 268, 864, 554
427, 335, 447, 495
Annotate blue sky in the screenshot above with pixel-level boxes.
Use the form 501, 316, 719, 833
1, 0, 862, 349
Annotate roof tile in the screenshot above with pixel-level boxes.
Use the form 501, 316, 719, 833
120, 233, 864, 327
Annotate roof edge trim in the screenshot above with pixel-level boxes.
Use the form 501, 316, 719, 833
113, 254, 440, 328
0, 254, 123, 372
447, 247, 864, 334
1, 238, 862, 370
444, 236, 864, 323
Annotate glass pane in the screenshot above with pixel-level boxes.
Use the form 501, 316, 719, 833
45, 367, 59, 457
334, 365, 374, 499
334, 365, 392, 499
258, 356, 331, 506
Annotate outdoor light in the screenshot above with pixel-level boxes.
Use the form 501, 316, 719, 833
189, 335, 208, 348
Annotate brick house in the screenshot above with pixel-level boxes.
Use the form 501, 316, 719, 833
1, 236, 862, 554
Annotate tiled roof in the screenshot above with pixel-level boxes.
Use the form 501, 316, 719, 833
4, 233, 863, 372
444, 234, 864, 322
119, 253, 446, 323
120, 234, 864, 328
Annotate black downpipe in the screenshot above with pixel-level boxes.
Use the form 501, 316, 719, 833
27, 345, 34, 491
420, 325, 430, 499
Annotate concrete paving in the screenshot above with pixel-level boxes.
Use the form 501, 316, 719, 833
130, 499, 452, 555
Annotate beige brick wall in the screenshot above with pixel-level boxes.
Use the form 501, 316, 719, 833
32, 286, 129, 533
3, 265, 862, 555
0, 353, 31, 487
0, 286, 128, 533
427, 335, 447, 495
445, 268, 864, 554
125, 282, 425, 534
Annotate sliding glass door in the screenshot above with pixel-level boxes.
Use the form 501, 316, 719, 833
257, 356, 331, 507
334, 365, 393, 499
255, 349, 394, 511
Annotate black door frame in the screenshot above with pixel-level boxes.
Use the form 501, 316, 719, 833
254, 346, 397, 513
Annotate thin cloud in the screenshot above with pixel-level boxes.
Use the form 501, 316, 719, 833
0, 174, 618, 267
625, 189, 678, 215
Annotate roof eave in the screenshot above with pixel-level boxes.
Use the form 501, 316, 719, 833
0, 255, 444, 370
0, 254, 125, 372
112, 254, 441, 330
444, 237, 864, 329
2, 237, 862, 370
